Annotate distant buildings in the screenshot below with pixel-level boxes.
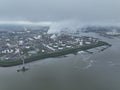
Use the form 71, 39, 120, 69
106, 29, 120, 35
0, 27, 100, 61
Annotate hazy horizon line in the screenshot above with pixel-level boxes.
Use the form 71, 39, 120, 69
0, 20, 120, 27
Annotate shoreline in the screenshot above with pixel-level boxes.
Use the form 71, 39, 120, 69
0, 41, 111, 67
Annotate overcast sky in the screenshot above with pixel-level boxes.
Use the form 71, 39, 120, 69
0, 0, 120, 23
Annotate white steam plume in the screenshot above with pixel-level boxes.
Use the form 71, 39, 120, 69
0, 20, 120, 34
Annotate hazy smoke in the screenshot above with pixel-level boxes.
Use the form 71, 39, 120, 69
0, 20, 120, 34
48, 20, 120, 34
48, 20, 84, 34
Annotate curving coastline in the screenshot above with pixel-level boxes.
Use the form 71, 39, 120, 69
0, 41, 111, 67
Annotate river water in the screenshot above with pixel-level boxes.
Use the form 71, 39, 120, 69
0, 34, 120, 90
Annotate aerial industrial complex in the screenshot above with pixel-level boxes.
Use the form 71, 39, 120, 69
0, 25, 110, 67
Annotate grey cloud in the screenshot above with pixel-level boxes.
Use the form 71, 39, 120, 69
0, 0, 120, 23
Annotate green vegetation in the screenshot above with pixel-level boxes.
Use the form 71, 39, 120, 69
0, 41, 111, 67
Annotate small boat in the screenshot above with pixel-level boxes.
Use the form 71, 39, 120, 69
17, 66, 29, 72
17, 55, 29, 72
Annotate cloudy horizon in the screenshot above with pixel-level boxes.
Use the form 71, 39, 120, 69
0, 0, 119, 24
